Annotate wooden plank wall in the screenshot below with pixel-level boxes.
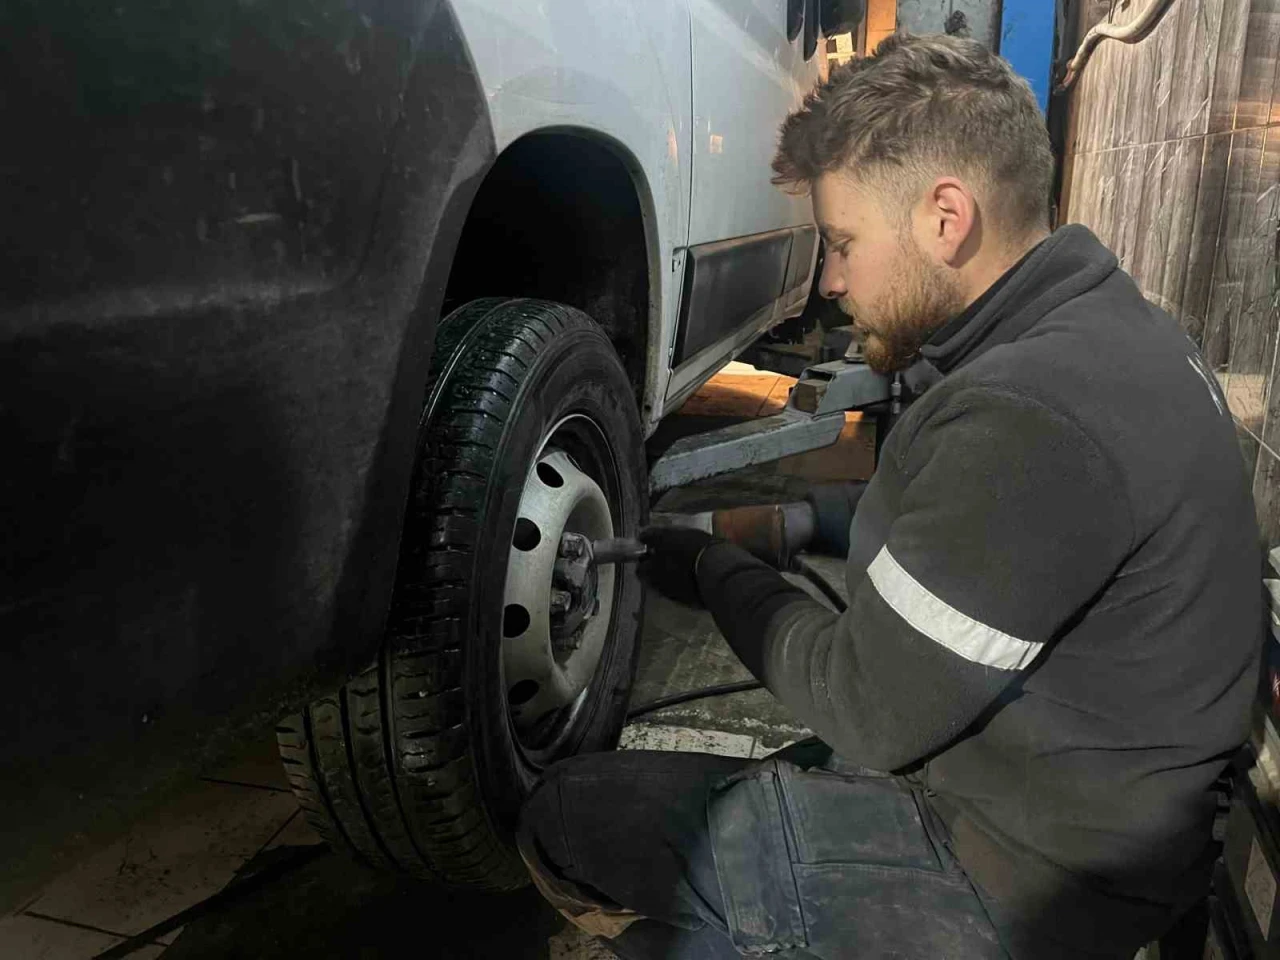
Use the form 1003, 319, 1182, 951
1061, 0, 1280, 542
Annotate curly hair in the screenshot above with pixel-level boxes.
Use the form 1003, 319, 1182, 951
773, 33, 1053, 237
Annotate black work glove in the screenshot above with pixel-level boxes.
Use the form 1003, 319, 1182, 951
637, 526, 720, 607
803, 481, 869, 557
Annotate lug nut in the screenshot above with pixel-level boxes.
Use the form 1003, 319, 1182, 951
550, 588, 573, 615
558, 532, 589, 560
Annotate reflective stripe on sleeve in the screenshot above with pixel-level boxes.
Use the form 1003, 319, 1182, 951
866, 546, 1043, 671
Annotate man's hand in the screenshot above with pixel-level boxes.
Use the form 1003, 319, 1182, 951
636, 526, 719, 607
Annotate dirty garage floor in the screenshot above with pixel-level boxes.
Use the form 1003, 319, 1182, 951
2, 364, 860, 959
0, 587, 837, 960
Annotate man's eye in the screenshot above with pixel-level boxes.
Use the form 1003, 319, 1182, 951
836, 241, 852, 257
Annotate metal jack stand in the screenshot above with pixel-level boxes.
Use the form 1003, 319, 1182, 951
649, 358, 899, 494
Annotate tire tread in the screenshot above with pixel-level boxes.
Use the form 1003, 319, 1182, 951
279, 299, 617, 890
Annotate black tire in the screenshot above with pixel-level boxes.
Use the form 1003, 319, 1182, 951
278, 299, 647, 889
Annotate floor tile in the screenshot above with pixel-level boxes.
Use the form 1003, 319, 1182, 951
619, 722, 757, 758
200, 734, 291, 793
0, 913, 123, 960
633, 591, 810, 744
156, 925, 183, 946
155, 854, 560, 959
262, 810, 323, 851
26, 780, 298, 937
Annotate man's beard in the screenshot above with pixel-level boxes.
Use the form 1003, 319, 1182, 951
841, 238, 966, 374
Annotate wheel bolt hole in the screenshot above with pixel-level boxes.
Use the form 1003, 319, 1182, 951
513, 518, 541, 551
508, 679, 540, 706
536, 462, 564, 488
503, 603, 531, 638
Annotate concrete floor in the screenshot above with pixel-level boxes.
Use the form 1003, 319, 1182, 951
1, 363, 860, 960
0, 586, 826, 960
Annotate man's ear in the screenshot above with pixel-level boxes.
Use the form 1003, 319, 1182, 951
922, 177, 978, 266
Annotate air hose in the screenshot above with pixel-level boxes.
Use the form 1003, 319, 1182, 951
1057, 0, 1176, 91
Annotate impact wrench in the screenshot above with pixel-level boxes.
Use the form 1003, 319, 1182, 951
588, 537, 649, 566
586, 513, 845, 722
588, 500, 820, 571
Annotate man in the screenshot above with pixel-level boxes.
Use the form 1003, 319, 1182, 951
519, 34, 1262, 959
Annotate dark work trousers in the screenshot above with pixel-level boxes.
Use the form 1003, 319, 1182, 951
517, 740, 1008, 959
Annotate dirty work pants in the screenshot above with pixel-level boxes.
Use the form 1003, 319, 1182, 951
517, 741, 1007, 959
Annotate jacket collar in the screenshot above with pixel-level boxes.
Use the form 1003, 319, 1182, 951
919, 224, 1118, 375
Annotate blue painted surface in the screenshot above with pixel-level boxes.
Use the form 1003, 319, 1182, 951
1000, 0, 1056, 113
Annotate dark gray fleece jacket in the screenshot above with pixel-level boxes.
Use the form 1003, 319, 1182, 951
697, 225, 1263, 958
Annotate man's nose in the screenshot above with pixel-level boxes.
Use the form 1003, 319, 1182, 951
818, 256, 844, 300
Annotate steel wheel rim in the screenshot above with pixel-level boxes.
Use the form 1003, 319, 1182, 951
501, 414, 618, 762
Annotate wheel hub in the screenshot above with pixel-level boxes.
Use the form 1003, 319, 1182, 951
550, 532, 600, 653
502, 441, 615, 741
